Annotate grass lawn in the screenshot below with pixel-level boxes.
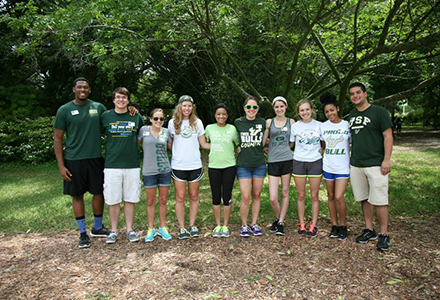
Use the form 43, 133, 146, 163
1, 134, 439, 234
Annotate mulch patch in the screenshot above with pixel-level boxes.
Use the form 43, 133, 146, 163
1, 215, 439, 300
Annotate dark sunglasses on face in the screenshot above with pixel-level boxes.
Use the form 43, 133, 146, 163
244, 105, 259, 110
152, 117, 164, 121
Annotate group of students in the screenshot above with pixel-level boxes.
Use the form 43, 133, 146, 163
55, 78, 393, 251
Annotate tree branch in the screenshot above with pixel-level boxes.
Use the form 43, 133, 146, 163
85, 24, 204, 43
374, 74, 440, 105
378, 0, 403, 46
311, 30, 341, 84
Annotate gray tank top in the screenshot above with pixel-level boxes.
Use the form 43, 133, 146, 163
268, 118, 293, 163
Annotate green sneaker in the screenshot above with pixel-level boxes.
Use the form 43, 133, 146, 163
221, 226, 230, 238
212, 226, 222, 238
144, 228, 156, 243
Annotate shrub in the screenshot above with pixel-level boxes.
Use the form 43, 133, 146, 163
0, 117, 55, 164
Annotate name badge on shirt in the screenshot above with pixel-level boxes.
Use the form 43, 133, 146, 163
143, 131, 150, 136
71, 110, 79, 115
89, 109, 98, 115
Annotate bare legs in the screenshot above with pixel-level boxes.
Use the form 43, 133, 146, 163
108, 202, 135, 233
324, 178, 348, 226
146, 186, 170, 228
361, 200, 389, 234
293, 176, 321, 226
268, 174, 291, 223
174, 180, 200, 227
239, 177, 264, 226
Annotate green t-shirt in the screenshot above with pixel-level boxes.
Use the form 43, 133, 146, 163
348, 105, 393, 167
101, 110, 144, 168
54, 100, 106, 160
205, 124, 239, 169
234, 116, 266, 167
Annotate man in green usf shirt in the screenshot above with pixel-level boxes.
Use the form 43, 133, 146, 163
54, 77, 110, 248
101, 87, 144, 244
348, 82, 393, 251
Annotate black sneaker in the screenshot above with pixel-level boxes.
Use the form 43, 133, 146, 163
376, 234, 391, 251
269, 219, 279, 232
90, 226, 111, 238
329, 225, 339, 238
78, 233, 91, 248
276, 222, 285, 236
338, 226, 348, 240
355, 228, 378, 243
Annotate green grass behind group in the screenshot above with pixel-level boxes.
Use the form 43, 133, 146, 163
1, 147, 439, 234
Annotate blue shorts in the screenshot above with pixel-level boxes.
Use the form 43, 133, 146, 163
143, 172, 172, 188
236, 165, 267, 179
323, 171, 349, 181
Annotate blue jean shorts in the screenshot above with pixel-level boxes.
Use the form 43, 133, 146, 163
143, 172, 172, 188
236, 165, 267, 179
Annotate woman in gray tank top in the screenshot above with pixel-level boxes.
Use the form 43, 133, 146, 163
262, 96, 294, 235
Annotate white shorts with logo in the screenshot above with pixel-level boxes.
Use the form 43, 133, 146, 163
350, 165, 388, 206
104, 168, 141, 205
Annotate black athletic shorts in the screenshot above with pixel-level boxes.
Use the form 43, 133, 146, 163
63, 157, 104, 196
268, 159, 293, 177
171, 168, 204, 182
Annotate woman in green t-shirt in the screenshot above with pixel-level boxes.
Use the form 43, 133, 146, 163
205, 103, 239, 238
234, 96, 267, 237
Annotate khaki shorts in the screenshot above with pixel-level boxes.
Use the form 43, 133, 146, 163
350, 165, 388, 206
104, 168, 141, 205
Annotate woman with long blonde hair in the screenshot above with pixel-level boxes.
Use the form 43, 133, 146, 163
168, 95, 209, 239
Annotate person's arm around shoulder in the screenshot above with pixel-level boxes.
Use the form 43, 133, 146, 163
53, 128, 72, 182
381, 127, 393, 175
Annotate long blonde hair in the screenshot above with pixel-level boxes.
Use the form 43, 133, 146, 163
172, 102, 198, 135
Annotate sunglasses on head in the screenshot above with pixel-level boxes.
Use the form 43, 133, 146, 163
244, 105, 259, 110
152, 117, 164, 121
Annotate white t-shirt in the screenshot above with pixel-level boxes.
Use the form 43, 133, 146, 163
320, 120, 351, 174
290, 119, 322, 162
168, 118, 205, 170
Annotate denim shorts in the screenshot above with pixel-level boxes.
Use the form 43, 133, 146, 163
236, 165, 267, 179
143, 172, 172, 188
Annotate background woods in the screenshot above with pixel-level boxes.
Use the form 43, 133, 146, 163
1, 0, 440, 161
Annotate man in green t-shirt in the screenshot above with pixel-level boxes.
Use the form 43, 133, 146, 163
101, 87, 144, 244
54, 78, 110, 248
348, 82, 393, 251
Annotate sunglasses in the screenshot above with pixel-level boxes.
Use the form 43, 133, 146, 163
244, 105, 259, 110
152, 117, 164, 121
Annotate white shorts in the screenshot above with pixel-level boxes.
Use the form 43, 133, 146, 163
104, 168, 141, 205
350, 165, 388, 206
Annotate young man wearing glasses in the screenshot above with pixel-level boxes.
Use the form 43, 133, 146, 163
101, 87, 144, 244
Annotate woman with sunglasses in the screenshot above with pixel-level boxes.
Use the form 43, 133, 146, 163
290, 99, 323, 238
168, 95, 209, 240
205, 103, 240, 238
319, 92, 350, 240
263, 96, 295, 236
234, 96, 266, 237
138, 108, 172, 242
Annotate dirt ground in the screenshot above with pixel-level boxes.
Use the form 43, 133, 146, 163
1, 130, 439, 300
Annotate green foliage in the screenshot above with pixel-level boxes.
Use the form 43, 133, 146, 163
0, 117, 55, 164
